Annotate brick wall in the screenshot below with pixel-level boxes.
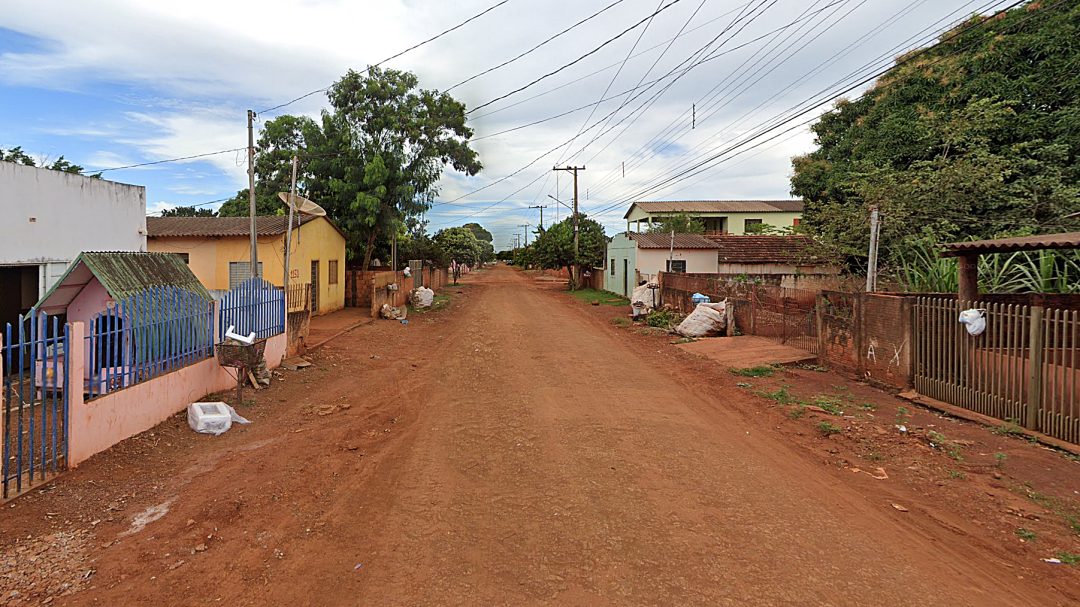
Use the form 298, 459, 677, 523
347, 266, 452, 316
859, 294, 913, 387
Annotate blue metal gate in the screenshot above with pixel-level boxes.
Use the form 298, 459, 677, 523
219, 277, 285, 341
2, 312, 69, 499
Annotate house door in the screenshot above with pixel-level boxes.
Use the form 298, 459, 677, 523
310, 261, 319, 313
622, 259, 628, 296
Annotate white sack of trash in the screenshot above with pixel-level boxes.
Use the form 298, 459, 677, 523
630, 281, 660, 313
411, 286, 435, 309
188, 401, 251, 435
676, 300, 728, 338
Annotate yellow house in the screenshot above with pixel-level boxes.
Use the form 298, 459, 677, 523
624, 200, 803, 234
146, 216, 347, 315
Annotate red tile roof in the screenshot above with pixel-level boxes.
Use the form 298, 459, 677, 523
629, 232, 722, 249
705, 235, 823, 265
147, 215, 319, 237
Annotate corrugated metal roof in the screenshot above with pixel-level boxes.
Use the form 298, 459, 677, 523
623, 200, 803, 219
629, 232, 722, 249
147, 215, 318, 237
939, 232, 1080, 256
36, 252, 212, 312
705, 235, 823, 265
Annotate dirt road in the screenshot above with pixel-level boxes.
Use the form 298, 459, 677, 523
4, 265, 1079, 605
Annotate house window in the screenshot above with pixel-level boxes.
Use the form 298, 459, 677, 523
329, 260, 339, 285
744, 218, 763, 232
611, 259, 616, 276
228, 261, 263, 289
666, 259, 687, 273
173, 253, 189, 264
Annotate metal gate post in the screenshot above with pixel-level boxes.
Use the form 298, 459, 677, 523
1026, 306, 1045, 430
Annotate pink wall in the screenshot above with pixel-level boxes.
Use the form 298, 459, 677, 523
66, 308, 287, 467
66, 278, 112, 327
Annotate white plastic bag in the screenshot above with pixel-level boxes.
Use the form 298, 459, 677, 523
187, 402, 251, 435
676, 301, 728, 337
958, 308, 987, 336
411, 287, 435, 309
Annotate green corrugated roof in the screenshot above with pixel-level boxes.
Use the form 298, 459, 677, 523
37, 252, 212, 312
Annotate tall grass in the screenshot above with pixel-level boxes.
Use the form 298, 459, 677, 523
894, 239, 1080, 294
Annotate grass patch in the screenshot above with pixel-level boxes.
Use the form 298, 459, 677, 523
569, 288, 630, 306
1014, 528, 1039, 541
609, 317, 631, 328
645, 309, 675, 328
948, 469, 967, 479
816, 422, 842, 436
810, 394, 845, 415
928, 430, 965, 461
756, 387, 796, 405
731, 366, 776, 378
789, 406, 807, 420
992, 418, 1026, 438
1056, 552, 1080, 566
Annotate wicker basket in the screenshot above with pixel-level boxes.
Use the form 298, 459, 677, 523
215, 339, 267, 369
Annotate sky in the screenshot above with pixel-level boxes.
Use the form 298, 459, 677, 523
0, 0, 1017, 251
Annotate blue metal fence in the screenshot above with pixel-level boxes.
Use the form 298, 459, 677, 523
3, 311, 69, 499
219, 277, 285, 341
85, 286, 214, 399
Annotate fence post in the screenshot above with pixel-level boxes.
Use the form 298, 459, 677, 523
66, 322, 87, 467
815, 295, 825, 360
750, 284, 756, 335
1026, 306, 1045, 430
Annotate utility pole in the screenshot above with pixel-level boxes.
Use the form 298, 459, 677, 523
247, 110, 259, 279
553, 166, 585, 287
528, 205, 547, 229
866, 205, 880, 292
518, 223, 532, 246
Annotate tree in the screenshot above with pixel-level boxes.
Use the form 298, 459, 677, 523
161, 206, 217, 217
2, 146, 95, 176
645, 212, 705, 235
532, 214, 606, 289
433, 227, 480, 284
462, 222, 495, 262
791, 2, 1080, 273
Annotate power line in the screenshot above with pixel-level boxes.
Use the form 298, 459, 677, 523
259, 0, 518, 115
96, 148, 248, 173
467, 0, 688, 114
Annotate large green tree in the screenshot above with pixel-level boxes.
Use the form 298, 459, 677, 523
433, 227, 481, 284
462, 222, 495, 262
161, 206, 217, 217
532, 214, 606, 288
2, 146, 94, 176
222, 67, 482, 267
791, 2, 1080, 271
645, 212, 705, 235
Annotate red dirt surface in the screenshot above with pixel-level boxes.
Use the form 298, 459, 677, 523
3, 264, 1080, 606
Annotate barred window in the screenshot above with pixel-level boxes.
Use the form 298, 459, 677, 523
328, 260, 339, 284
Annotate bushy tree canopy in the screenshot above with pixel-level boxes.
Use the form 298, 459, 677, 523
433, 227, 481, 284
645, 212, 705, 235
791, 2, 1080, 270
532, 213, 606, 287
2, 146, 94, 176
161, 206, 217, 217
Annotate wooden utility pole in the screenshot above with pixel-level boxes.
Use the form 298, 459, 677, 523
247, 110, 259, 280
553, 166, 585, 287
865, 205, 880, 293
528, 205, 547, 229
518, 223, 532, 246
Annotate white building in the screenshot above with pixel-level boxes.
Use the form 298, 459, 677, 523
0, 162, 146, 327
605, 232, 721, 297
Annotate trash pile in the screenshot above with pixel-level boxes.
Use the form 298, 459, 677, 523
187, 401, 251, 435
379, 303, 408, 320
410, 286, 435, 309
675, 299, 729, 338
630, 278, 662, 320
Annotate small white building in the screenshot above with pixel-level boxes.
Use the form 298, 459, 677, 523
605, 232, 721, 297
0, 162, 146, 327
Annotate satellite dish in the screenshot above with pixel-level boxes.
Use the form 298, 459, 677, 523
277, 192, 326, 217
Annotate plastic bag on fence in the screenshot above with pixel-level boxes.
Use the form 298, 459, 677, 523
410, 287, 435, 309
187, 402, 251, 435
676, 300, 728, 337
958, 308, 986, 336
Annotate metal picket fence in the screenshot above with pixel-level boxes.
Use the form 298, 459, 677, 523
86, 286, 214, 399
3, 311, 69, 499
219, 277, 286, 341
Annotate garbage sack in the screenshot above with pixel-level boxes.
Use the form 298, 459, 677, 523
410, 286, 435, 309
958, 308, 987, 336
676, 301, 728, 337
187, 401, 251, 435
379, 303, 408, 320
631, 281, 660, 313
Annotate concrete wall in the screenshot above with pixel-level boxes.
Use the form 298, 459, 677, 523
0, 162, 146, 296
148, 217, 346, 316
66, 305, 287, 467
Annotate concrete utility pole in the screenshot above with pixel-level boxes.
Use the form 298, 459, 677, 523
518, 223, 532, 246
284, 155, 298, 290
528, 205, 547, 229
247, 110, 259, 279
553, 166, 585, 287
865, 205, 880, 293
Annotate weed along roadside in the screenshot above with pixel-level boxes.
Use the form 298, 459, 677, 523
557, 269, 1080, 596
